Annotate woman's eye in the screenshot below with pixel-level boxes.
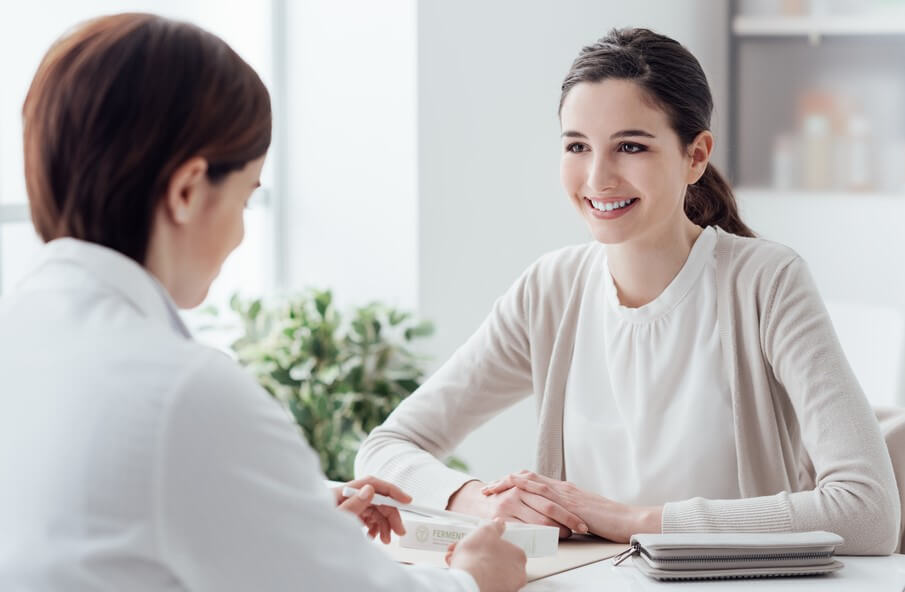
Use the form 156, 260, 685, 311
565, 142, 588, 153
617, 142, 646, 154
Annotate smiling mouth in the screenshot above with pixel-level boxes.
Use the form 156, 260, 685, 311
585, 197, 639, 212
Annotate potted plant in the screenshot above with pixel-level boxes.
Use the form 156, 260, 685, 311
225, 289, 465, 481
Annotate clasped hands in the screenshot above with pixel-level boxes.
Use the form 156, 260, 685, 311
448, 470, 663, 542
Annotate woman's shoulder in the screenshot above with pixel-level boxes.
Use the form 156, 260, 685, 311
715, 227, 805, 277
713, 228, 818, 307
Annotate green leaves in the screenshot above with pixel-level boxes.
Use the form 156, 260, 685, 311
227, 289, 458, 481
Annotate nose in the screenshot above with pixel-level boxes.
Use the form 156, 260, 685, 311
586, 154, 618, 194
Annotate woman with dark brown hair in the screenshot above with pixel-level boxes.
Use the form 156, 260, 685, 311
357, 27, 901, 555
0, 13, 525, 591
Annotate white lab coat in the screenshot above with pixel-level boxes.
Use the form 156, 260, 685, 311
0, 238, 475, 592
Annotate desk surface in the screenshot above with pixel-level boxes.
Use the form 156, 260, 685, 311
523, 554, 905, 591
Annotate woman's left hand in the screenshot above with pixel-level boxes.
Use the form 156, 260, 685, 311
481, 470, 662, 543
333, 476, 411, 544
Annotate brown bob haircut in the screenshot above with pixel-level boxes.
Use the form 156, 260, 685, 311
22, 13, 272, 264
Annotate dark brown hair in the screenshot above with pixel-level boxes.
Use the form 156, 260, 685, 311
560, 28, 754, 237
23, 13, 272, 263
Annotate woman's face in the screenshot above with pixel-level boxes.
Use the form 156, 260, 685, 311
559, 79, 701, 246
188, 155, 266, 306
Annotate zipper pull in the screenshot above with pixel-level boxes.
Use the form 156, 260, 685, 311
612, 542, 639, 566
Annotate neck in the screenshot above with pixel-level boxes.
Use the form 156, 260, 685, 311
144, 211, 191, 308
606, 218, 704, 308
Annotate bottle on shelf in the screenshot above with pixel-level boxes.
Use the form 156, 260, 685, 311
841, 112, 873, 192
797, 90, 840, 191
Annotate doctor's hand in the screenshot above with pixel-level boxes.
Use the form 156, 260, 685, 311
334, 476, 411, 544
447, 479, 588, 539
447, 518, 527, 592
481, 470, 662, 543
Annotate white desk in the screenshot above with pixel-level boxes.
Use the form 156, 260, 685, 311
524, 555, 905, 591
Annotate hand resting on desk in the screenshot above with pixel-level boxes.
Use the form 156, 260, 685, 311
450, 470, 662, 543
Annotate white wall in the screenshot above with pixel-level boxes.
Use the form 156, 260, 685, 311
284, 0, 418, 311
738, 191, 905, 407
416, 0, 730, 481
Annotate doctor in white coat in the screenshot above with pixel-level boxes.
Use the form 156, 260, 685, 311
0, 12, 525, 592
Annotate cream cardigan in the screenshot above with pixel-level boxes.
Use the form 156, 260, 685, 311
355, 228, 900, 554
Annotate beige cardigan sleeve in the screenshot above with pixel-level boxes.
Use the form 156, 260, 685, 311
663, 256, 900, 555
354, 265, 536, 508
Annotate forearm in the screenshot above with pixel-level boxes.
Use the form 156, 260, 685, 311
663, 485, 898, 555
586, 501, 662, 542
355, 430, 476, 508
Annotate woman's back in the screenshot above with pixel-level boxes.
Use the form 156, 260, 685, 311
0, 238, 214, 589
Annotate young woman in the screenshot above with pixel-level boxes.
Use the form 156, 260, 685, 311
0, 14, 526, 591
355, 27, 901, 555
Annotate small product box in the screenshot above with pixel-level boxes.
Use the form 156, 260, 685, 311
398, 514, 559, 558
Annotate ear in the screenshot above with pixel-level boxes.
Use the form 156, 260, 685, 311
163, 157, 210, 225
686, 130, 714, 185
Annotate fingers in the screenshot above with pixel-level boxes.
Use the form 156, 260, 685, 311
376, 504, 406, 537
362, 506, 393, 544
481, 475, 517, 496
445, 542, 457, 566
512, 498, 571, 534
481, 470, 547, 495
337, 483, 374, 516
346, 476, 412, 504
519, 490, 587, 534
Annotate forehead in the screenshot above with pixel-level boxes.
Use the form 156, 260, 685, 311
560, 79, 672, 136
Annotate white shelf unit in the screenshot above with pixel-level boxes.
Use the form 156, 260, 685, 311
734, 186, 905, 201
728, 4, 905, 191
733, 14, 905, 39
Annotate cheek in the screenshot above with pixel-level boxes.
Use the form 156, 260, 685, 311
560, 158, 583, 194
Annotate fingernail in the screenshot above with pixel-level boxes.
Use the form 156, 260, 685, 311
358, 485, 372, 499
578, 523, 588, 534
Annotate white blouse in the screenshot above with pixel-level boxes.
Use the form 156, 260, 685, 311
563, 226, 740, 506
0, 238, 476, 592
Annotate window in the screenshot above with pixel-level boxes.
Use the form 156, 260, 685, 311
0, 1, 284, 326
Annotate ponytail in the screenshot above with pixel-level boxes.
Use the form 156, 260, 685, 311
684, 164, 755, 238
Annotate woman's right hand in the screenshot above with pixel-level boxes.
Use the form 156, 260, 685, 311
447, 479, 588, 538
447, 519, 527, 592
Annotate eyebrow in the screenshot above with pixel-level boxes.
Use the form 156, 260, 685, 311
561, 129, 656, 140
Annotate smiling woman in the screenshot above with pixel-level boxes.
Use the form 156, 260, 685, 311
356, 27, 902, 556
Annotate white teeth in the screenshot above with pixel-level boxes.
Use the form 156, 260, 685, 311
590, 198, 635, 212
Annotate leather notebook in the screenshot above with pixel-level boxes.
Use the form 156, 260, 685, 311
613, 531, 845, 581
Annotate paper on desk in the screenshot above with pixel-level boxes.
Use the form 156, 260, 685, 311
379, 533, 628, 582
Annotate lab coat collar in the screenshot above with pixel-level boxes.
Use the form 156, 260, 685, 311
36, 238, 191, 338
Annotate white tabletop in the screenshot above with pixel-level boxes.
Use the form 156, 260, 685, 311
524, 554, 905, 591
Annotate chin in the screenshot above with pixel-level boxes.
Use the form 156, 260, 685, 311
175, 285, 210, 310
587, 223, 635, 246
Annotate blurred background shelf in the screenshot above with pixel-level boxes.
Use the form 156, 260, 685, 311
733, 14, 905, 37
735, 187, 905, 200
729, 2, 905, 193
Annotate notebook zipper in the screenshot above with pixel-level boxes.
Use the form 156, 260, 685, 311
641, 550, 835, 564
612, 543, 639, 566
611, 542, 834, 566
